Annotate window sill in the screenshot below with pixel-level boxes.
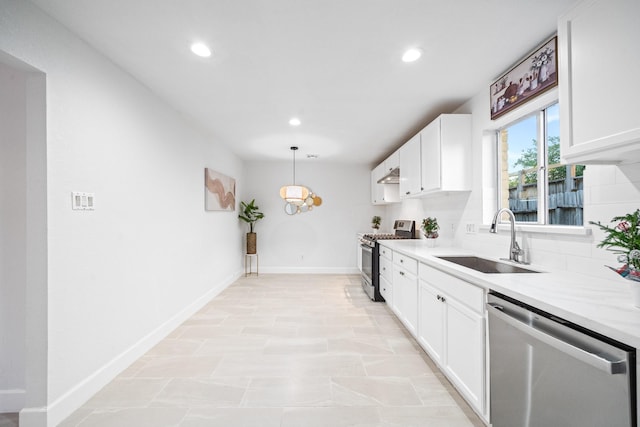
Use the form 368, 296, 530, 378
478, 224, 592, 237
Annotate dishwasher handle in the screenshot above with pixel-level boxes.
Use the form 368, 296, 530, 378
487, 302, 627, 375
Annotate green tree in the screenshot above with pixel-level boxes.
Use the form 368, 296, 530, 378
511, 136, 583, 187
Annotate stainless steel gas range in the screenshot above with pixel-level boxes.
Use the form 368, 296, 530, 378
359, 220, 416, 301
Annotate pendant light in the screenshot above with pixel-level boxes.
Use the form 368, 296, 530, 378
279, 147, 309, 206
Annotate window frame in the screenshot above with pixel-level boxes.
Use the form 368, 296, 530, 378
496, 101, 583, 227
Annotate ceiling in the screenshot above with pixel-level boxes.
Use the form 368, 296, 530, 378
30, 0, 575, 165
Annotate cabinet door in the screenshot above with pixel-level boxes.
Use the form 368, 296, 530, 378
371, 164, 385, 204
420, 118, 441, 193
392, 266, 417, 336
444, 297, 485, 412
385, 149, 400, 172
401, 271, 418, 337
417, 281, 444, 365
379, 275, 391, 305
399, 133, 421, 197
559, 0, 640, 163
391, 265, 403, 317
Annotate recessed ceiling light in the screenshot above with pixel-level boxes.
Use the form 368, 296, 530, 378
402, 48, 422, 63
190, 43, 211, 58
306, 154, 319, 159
289, 117, 301, 126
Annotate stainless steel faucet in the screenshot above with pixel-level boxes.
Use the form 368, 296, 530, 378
490, 208, 526, 264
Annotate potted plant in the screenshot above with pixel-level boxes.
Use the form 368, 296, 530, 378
590, 209, 640, 307
238, 199, 264, 254
422, 217, 439, 247
371, 215, 381, 232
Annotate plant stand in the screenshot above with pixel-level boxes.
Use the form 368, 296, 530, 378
245, 253, 259, 277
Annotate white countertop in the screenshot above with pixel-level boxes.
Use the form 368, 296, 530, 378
379, 240, 640, 349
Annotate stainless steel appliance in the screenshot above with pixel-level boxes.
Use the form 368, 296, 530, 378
359, 220, 415, 301
487, 292, 636, 427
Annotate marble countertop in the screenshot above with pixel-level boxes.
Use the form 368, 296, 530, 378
379, 240, 640, 349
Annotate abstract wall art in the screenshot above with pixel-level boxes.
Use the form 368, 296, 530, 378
205, 168, 236, 211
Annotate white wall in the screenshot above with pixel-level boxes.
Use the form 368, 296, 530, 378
244, 160, 382, 273
0, 61, 27, 412
385, 83, 640, 280
0, 2, 245, 425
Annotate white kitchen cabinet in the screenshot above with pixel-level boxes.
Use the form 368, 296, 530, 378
391, 252, 418, 336
379, 275, 391, 302
371, 163, 399, 205
420, 114, 471, 194
399, 133, 422, 198
379, 247, 394, 303
418, 281, 445, 365
384, 149, 400, 173
418, 262, 486, 415
558, 0, 640, 164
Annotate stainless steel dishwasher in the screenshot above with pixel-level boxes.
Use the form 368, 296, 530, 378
487, 292, 636, 427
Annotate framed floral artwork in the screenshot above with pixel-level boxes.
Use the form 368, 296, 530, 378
490, 36, 558, 120
204, 168, 236, 211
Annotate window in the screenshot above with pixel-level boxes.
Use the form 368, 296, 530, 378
498, 103, 584, 226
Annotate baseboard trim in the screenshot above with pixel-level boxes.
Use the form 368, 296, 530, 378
38, 269, 242, 427
0, 388, 25, 413
258, 267, 360, 275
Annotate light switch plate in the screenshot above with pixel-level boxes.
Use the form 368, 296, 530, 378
72, 192, 95, 210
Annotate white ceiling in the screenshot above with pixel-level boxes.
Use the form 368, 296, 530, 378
30, 0, 575, 165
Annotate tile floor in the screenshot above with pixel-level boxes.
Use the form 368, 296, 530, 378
51, 274, 482, 426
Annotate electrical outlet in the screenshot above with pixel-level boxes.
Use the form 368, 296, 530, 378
465, 223, 476, 234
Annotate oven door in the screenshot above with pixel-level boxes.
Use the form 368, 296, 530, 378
360, 243, 373, 283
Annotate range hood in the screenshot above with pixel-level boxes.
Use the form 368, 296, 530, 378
377, 167, 399, 184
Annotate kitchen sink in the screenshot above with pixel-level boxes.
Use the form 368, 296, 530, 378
436, 256, 540, 274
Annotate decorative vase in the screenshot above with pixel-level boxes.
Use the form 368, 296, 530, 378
540, 63, 549, 83
425, 238, 437, 248
246, 232, 257, 254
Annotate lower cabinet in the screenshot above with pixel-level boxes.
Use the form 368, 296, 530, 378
391, 252, 418, 337
418, 263, 486, 416
381, 249, 488, 420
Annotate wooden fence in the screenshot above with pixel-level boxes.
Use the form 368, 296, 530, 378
508, 164, 584, 225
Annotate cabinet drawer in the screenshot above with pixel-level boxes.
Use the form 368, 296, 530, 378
419, 263, 484, 313
393, 253, 418, 275
380, 256, 393, 281
379, 245, 392, 260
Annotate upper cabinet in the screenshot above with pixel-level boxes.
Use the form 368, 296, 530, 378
384, 149, 400, 174
420, 114, 471, 194
400, 113, 471, 199
371, 160, 400, 205
399, 133, 422, 198
558, 0, 640, 164
372, 114, 471, 204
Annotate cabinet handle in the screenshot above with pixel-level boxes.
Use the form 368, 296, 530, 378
441, 296, 446, 303
406, 191, 410, 195
400, 259, 404, 263
399, 271, 405, 276
437, 295, 441, 301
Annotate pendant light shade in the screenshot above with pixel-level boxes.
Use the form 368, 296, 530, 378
280, 146, 322, 215
280, 146, 310, 206
279, 185, 310, 205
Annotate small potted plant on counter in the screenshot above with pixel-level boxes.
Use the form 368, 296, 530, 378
422, 217, 439, 247
238, 199, 264, 254
371, 215, 381, 233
